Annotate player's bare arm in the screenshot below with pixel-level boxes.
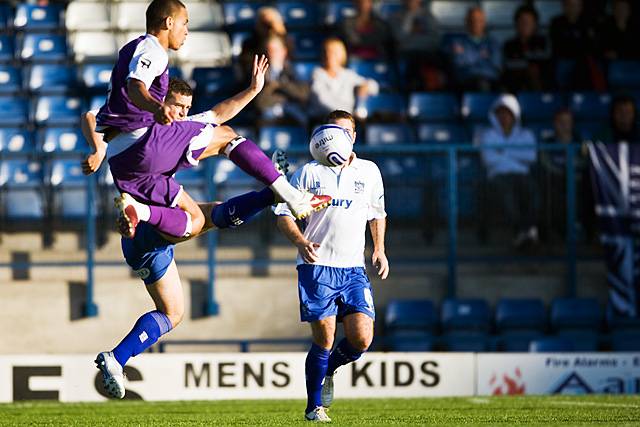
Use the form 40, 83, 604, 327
208, 55, 269, 124
80, 111, 107, 175
127, 78, 177, 125
369, 217, 389, 279
277, 215, 320, 263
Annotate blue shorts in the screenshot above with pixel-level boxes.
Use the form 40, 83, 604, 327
121, 222, 175, 285
297, 264, 375, 322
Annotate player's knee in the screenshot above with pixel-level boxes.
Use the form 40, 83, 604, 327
348, 333, 372, 352
313, 335, 334, 350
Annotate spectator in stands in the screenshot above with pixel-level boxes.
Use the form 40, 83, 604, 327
595, 95, 640, 143
502, 5, 550, 92
337, 0, 394, 61
254, 34, 309, 126
389, 0, 444, 91
443, 6, 501, 92
550, 0, 604, 90
599, 0, 640, 60
477, 94, 539, 248
308, 37, 379, 121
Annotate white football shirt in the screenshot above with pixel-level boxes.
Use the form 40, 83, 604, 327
274, 155, 386, 268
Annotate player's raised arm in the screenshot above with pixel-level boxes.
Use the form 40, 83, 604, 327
127, 79, 177, 125
80, 110, 107, 175
208, 54, 269, 125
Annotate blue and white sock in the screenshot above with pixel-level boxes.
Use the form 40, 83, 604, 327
326, 338, 364, 376
112, 310, 173, 367
305, 343, 330, 413
211, 188, 275, 229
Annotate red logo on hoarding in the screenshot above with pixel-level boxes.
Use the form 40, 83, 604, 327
489, 367, 526, 395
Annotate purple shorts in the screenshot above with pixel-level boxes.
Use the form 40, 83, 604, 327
108, 121, 215, 206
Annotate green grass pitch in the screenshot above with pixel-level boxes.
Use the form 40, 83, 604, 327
0, 396, 639, 426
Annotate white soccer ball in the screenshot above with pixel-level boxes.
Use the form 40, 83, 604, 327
309, 125, 353, 167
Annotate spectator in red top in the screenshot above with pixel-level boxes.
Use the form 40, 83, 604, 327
337, 0, 394, 61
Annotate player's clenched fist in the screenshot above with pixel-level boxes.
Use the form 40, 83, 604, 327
296, 240, 320, 264
154, 103, 178, 125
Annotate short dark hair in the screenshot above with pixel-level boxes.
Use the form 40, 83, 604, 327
168, 77, 192, 97
146, 0, 186, 32
514, 5, 539, 24
325, 110, 355, 130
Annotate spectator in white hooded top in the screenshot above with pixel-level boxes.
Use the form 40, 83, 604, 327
477, 94, 539, 248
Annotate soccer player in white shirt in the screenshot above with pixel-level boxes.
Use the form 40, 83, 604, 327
274, 110, 389, 422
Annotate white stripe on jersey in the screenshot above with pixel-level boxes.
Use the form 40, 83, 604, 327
274, 156, 386, 268
127, 34, 168, 90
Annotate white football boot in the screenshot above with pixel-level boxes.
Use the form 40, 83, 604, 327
305, 406, 332, 422
95, 351, 125, 399
321, 374, 334, 407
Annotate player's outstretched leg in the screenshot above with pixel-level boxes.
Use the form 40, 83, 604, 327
95, 351, 125, 399
116, 193, 194, 239
304, 343, 332, 422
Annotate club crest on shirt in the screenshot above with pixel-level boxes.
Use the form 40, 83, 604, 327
309, 181, 325, 194
354, 180, 365, 194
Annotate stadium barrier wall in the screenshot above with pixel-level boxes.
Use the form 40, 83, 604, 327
0, 352, 638, 402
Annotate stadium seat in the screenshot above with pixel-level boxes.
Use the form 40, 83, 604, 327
0, 128, 35, 153
415, 123, 469, 144
528, 122, 555, 142
0, 4, 13, 31
575, 121, 602, 141
21, 34, 68, 62
169, 66, 184, 80
360, 94, 406, 121
534, 0, 564, 26
14, 3, 63, 31
385, 299, 438, 333
324, 1, 356, 25
366, 124, 414, 145
376, 1, 403, 19
377, 156, 424, 218
0, 35, 15, 62
495, 298, 546, 332
441, 298, 491, 332
517, 92, 566, 122
461, 92, 500, 122
34, 96, 83, 126
276, 2, 320, 29
496, 331, 545, 352
481, 0, 521, 28
611, 330, 640, 351
570, 92, 611, 121
28, 64, 76, 94
175, 32, 231, 66
89, 95, 106, 112
49, 159, 92, 219
608, 61, 640, 90
430, 1, 476, 28
223, 2, 262, 30
292, 61, 318, 82
0, 97, 29, 126
192, 67, 237, 96
0, 160, 45, 220
529, 337, 574, 352
81, 63, 112, 92
550, 298, 601, 351
442, 332, 490, 351
174, 162, 206, 188
258, 125, 307, 152
65, 1, 110, 31
289, 31, 323, 60
0, 65, 21, 94
39, 127, 84, 154
408, 93, 459, 122
113, 2, 148, 31
386, 331, 436, 352
183, 1, 224, 30
229, 31, 250, 58
70, 32, 119, 62
349, 60, 399, 92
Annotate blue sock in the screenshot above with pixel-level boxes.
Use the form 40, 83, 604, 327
327, 338, 364, 376
211, 188, 275, 229
305, 343, 330, 413
112, 310, 173, 367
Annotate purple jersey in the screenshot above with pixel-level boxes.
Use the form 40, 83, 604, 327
97, 34, 169, 133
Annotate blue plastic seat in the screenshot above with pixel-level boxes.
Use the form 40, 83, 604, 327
89, 95, 106, 112
349, 61, 398, 92
495, 298, 546, 332
416, 123, 468, 144
430, 1, 476, 28
442, 331, 489, 351
575, 121, 602, 140
34, 96, 83, 126
611, 330, 640, 351
386, 331, 436, 352
28, 64, 76, 94
570, 92, 612, 121
0, 35, 15, 62
174, 162, 206, 188
0, 4, 13, 31
481, 0, 521, 28
497, 331, 545, 352
276, 2, 320, 28
192, 67, 236, 96
551, 298, 601, 351
386, 299, 437, 332
290, 31, 323, 60
529, 337, 574, 352
0, 160, 42, 186
441, 298, 491, 332
0, 97, 28, 126
21, 34, 67, 62
81, 63, 112, 91
14, 4, 63, 31
518, 92, 566, 122
0, 65, 21, 94
49, 159, 91, 219
0, 128, 34, 153
324, 1, 356, 25
39, 127, 84, 154
606, 304, 640, 331
292, 61, 318, 82
258, 125, 307, 152
223, 2, 262, 30
377, 2, 403, 19
362, 94, 406, 120
535, 0, 564, 26
366, 124, 414, 145
408, 93, 459, 122
461, 93, 500, 122
609, 60, 640, 90
229, 31, 250, 58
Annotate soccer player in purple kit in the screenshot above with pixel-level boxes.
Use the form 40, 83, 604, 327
96, 0, 330, 241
